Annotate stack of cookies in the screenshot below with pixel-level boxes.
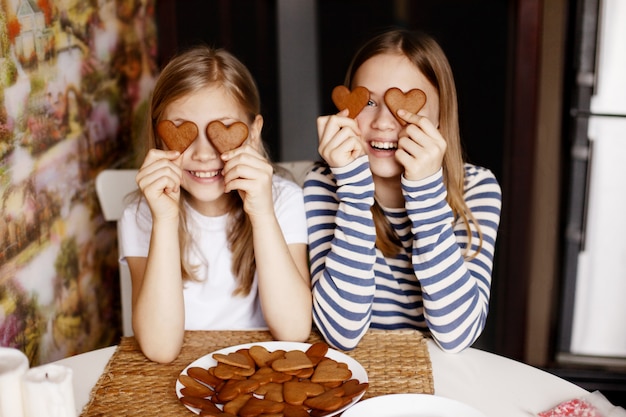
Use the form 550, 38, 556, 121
179, 341, 368, 417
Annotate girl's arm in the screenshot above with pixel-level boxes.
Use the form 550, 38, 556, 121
124, 150, 186, 363
126, 220, 184, 363
404, 166, 501, 352
253, 218, 312, 342
222, 146, 312, 341
304, 157, 378, 350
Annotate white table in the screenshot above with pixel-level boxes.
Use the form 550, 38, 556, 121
54, 340, 588, 417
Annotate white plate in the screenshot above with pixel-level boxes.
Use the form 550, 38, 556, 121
342, 393, 487, 417
176, 341, 368, 416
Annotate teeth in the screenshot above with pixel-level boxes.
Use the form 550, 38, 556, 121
370, 141, 398, 150
190, 170, 220, 178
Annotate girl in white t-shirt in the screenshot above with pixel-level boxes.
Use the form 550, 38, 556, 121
119, 46, 312, 363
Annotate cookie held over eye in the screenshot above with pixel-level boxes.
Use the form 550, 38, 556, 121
331, 85, 370, 119
384, 87, 427, 125
156, 120, 198, 153
206, 120, 249, 154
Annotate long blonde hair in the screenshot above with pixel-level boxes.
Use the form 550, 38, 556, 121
145, 45, 262, 295
345, 29, 482, 258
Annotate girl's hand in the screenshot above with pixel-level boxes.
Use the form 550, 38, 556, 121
135, 149, 183, 220
221, 145, 274, 221
395, 109, 447, 181
317, 109, 365, 168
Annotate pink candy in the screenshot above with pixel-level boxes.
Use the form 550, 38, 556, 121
539, 398, 603, 417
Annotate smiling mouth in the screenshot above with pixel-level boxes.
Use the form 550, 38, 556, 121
189, 170, 221, 178
370, 141, 398, 151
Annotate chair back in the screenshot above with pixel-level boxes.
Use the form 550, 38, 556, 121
276, 160, 315, 186
96, 170, 139, 221
95, 169, 138, 336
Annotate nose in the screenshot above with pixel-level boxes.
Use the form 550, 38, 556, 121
370, 103, 398, 131
187, 129, 219, 161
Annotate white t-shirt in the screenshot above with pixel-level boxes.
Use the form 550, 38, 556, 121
118, 175, 307, 330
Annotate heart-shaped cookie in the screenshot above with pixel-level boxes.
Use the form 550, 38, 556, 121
239, 397, 285, 416
249, 346, 286, 368
213, 362, 255, 379
303, 386, 348, 412
156, 120, 198, 153
249, 366, 292, 384
178, 374, 215, 398
206, 120, 249, 153
223, 393, 253, 415
271, 350, 313, 373
384, 87, 427, 124
186, 366, 224, 388
310, 358, 352, 384
217, 378, 261, 402
339, 379, 369, 399
179, 396, 221, 414
213, 350, 255, 370
283, 380, 325, 405
255, 382, 284, 403
305, 341, 329, 366
331, 85, 370, 118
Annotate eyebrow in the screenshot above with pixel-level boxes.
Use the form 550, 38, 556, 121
214, 117, 240, 124
163, 117, 191, 125
166, 116, 241, 124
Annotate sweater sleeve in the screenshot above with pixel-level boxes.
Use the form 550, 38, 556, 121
303, 156, 377, 350
403, 165, 501, 352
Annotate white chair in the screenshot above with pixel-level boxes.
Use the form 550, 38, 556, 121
95, 169, 138, 337
276, 160, 315, 186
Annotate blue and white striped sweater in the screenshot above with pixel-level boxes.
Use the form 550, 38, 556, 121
303, 156, 502, 352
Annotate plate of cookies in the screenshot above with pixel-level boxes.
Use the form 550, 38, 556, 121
176, 341, 368, 417
341, 393, 487, 417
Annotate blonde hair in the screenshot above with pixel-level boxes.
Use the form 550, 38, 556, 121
345, 29, 482, 258
145, 45, 262, 295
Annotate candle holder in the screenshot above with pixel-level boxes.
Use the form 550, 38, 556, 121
0, 346, 29, 417
22, 364, 77, 417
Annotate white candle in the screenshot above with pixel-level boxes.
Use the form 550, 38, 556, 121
22, 364, 76, 417
0, 346, 29, 417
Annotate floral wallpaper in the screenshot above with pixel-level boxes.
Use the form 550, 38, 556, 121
0, 0, 157, 365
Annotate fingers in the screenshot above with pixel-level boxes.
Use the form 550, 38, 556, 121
396, 109, 438, 134
317, 109, 350, 136
142, 148, 181, 166
220, 145, 275, 219
138, 149, 181, 177
136, 149, 183, 214
395, 110, 447, 181
318, 120, 358, 156
137, 149, 182, 186
220, 145, 273, 192
316, 111, 364, 167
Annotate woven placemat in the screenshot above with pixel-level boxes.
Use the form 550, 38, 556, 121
80, 329, 433, 416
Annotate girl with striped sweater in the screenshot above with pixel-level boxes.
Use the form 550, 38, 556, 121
304, 29, 502, 352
